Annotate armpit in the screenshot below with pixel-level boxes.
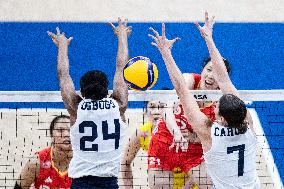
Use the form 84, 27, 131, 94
204, 118, 213, 128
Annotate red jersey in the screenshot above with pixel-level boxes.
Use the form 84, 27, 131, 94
151, 74, 215, 145
34, 147, 72, 189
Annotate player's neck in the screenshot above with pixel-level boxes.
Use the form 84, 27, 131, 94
197, 101, 213, 108
52, 146, 72, 162
51, 146, 72, 173
152, 118, 159, 127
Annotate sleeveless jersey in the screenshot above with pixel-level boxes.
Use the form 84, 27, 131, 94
204, 122, 260, 189
68, 98, 127, 178
151, 74, 215, 145
152, 103, 215, 145
34, 147, 72, 189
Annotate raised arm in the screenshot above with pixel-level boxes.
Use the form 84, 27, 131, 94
120, 130, 141, 189
15, 156, 40, 189
148, 24, 212, 141
195, 12, 238, 97
195, 12, 254, 128
109, 18, 132, 122
47, 28, 80, 124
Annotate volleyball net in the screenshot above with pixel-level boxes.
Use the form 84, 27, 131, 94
0, 90, 283, 189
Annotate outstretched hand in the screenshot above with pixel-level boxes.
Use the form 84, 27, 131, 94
148, 23, 180, 53
169, 131, 188, 153
109, 17, 132, 37
195, 11, 215, 40
47, 27, 73, 47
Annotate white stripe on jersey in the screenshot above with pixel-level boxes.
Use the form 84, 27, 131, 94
68, 98, 127, 178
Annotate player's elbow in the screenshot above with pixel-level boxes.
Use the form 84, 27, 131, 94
57, 70, 70, 79
120, 159, 132, 172
119, 102, 128, 114
116, 56, 128, 66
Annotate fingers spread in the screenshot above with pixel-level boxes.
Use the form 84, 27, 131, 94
149, 27, 159, 37
162, 23, 166, 38
205, 11, 209, 21
173, 37, 181, 43
148, 34, 157, 41
127, 26, 132, 33
210, 16, 216, 27
194, 22, 202, 30
51, 38, 57, 44
47, 31, 56, 39
151, 42, 158, 47
108, 22, 116, 30
56, 27, 60, 35
122, 18, 128, 25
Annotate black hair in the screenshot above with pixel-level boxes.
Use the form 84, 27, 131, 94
218, 94, 248, 134
203, 57, 231, 75
80, 70, 109, 101
14, 182, 23, 189
50, 115, 70, 137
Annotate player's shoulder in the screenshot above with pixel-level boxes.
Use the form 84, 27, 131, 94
24, 152, 41, 171
35, 147, 53, 167
183, 73, 200, 89
182, 73, 200, 78
36, 147, 51, 158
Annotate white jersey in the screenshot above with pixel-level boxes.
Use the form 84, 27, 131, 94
68, 98, 127, 178
204, 122, 260, 189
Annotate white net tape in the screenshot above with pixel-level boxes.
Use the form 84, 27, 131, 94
0, 90, 283, 102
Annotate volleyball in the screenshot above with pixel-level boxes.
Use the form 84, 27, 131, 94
123, 56, 158, 91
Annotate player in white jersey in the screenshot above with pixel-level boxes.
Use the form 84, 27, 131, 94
148, 11, 260, 189
47, 18, 131, 189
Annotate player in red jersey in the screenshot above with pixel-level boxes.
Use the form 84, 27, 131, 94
147, 75, 216, 189
15, 115, 72, 189
148, 31, 231, 188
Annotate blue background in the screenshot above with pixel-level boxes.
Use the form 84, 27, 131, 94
0, 23, 283, 90
0, 22, 283, 182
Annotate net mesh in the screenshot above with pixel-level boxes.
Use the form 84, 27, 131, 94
0, 90, 283, 189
